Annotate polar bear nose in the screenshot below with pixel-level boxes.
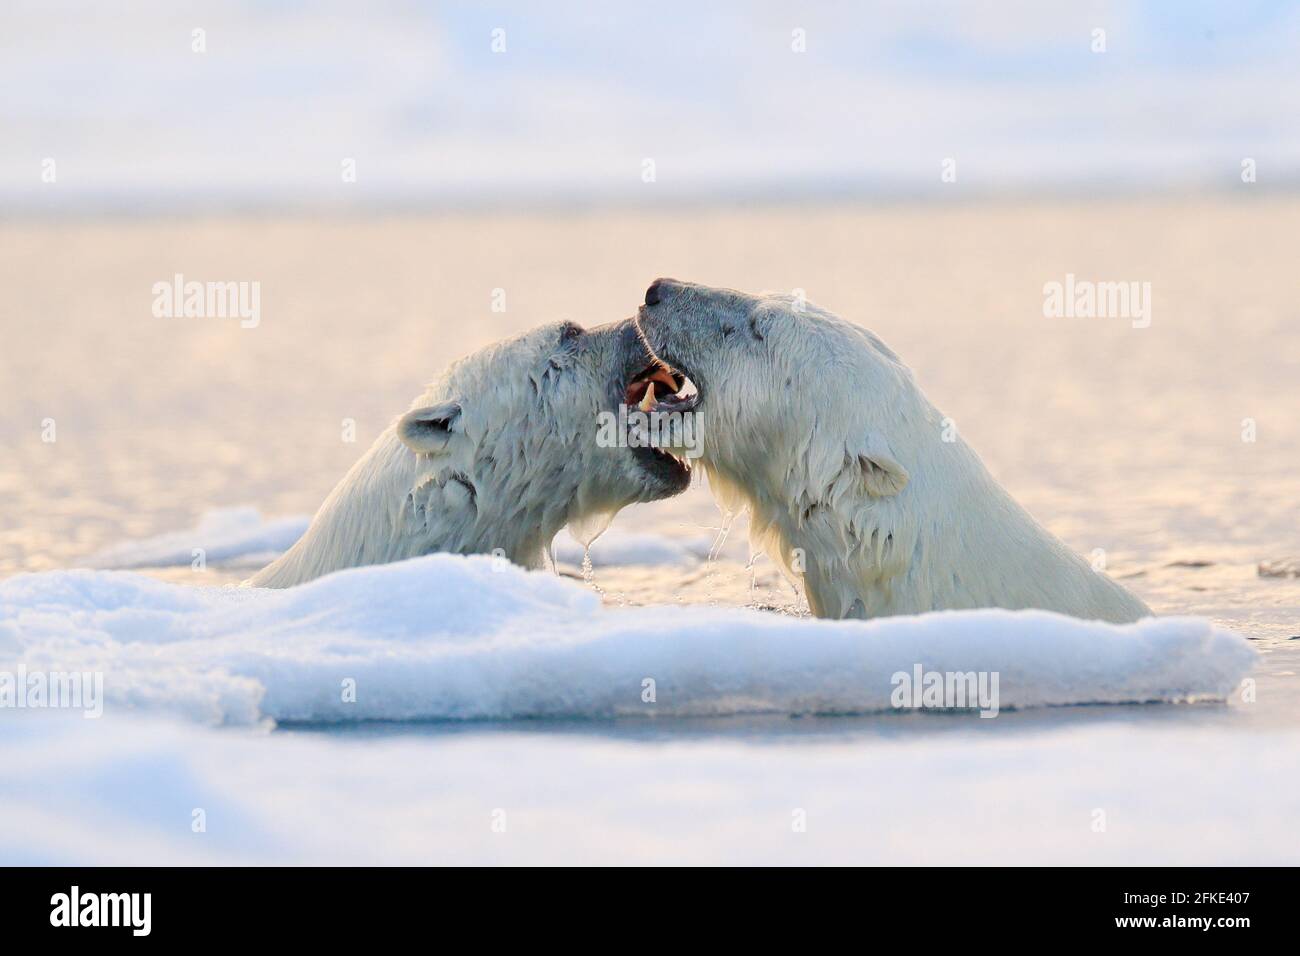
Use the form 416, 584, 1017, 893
645, 278, 671, 306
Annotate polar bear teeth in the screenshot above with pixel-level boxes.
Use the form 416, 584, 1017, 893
624, 364, 699, 413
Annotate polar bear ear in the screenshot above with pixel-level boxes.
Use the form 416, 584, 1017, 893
397, 401, 462, 454
853, 431, 909, 497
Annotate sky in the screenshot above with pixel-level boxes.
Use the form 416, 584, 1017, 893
3, 0, 1299, 209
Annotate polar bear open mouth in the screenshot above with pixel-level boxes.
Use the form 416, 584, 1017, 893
622, 362, 700, 484
623, 363, 700, 415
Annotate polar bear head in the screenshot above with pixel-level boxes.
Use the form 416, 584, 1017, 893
631, 277, 931, 617
633, 278, 915, 511
395, 318, 693, 557
250, 317, 696, 588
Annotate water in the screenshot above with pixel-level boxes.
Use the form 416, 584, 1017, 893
2, 200, 1298, 863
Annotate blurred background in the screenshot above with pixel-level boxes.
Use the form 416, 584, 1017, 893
4, 0, 1300, 209
1, 0, 1298, 630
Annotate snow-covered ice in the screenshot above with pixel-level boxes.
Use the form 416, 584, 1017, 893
3, 713, 1297, 865
0, 554, 1255, 726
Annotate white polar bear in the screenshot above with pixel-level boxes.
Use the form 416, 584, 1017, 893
634, 278, 1152, 623
249, 319, 692, 588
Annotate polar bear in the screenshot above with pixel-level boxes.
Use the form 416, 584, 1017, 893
633, 278, 1151, 623
249, 319, 693, 588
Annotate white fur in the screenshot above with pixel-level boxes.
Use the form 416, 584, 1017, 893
250, 321, 679, 588
638, 280, 1152, 623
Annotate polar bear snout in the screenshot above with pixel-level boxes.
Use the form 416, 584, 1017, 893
637, 278, 755, 400
644, 276, 703, 307
644, 277, 683, 306
643, 276, 727, 312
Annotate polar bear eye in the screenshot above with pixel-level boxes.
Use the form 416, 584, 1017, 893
559, 322, 584, 343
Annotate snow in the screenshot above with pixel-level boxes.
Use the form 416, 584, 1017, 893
0, 553, 1256, 726
2, 714, 1296, 865
2, 546, 1269, 864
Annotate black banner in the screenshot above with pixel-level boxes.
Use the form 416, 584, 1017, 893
0, 866, 1286, 942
